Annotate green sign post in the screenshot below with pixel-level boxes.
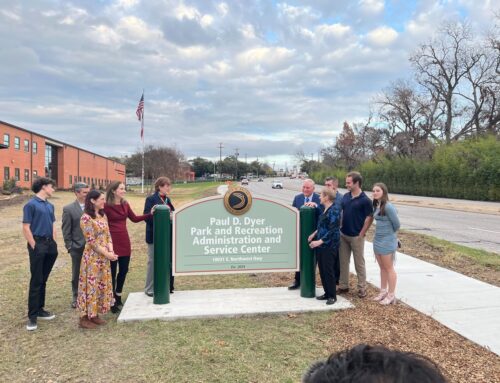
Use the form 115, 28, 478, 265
173, 195, 299, 275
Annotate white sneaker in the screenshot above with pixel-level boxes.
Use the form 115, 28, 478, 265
26, 319, 38, 331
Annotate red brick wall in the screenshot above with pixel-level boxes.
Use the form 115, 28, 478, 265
1, 121, 125, 190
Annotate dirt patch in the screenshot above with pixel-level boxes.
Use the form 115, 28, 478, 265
0, 194, 30, 210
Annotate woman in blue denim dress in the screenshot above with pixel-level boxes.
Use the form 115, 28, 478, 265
372, 183, 400, 305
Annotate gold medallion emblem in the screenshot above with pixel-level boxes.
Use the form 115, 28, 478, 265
224, 186, 252, 215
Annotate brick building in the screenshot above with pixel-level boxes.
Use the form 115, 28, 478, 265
1, 120, 125, 190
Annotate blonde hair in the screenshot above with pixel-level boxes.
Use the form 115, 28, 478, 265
321, 188, 336, 202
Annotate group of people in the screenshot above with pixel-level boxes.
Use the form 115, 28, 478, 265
22, 176, 175, 331
22, 171, 399, 330
288, 172, 401, 306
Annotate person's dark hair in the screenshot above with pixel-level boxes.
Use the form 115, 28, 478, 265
324, 176, 338, 183
31, 177, 55, 193
346, 171, 363, 187
154, 176, 172, 192
84, 190, 105, 219
372, 182, 389, 216
106, 181, 125, 205
303, 344, 447, 383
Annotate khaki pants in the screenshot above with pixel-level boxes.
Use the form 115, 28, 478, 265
339, 234, 366, 290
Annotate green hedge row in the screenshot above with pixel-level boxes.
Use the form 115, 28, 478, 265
311, 135, 500, 201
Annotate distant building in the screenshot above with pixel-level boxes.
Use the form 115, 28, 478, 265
1, 120, 125, 189
177, 162, 195, 182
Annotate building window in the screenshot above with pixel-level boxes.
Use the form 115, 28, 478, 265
33, 141, 38, 154
24, 139, 29, 152
69, 175, 72, 185
24, 169, 30, 182
3, 134, 9, 147
14, 137, 20, 150
3, 167, 9, 180
33, 170, 38, 178
14, 168, 20, 181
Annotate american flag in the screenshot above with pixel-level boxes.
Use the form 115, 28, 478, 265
136, 93, 144, 140
136, 93, 144, 121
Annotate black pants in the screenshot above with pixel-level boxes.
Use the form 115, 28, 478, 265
27, 238, 58, 320
110, 256, 130, 294
316, 246, 337, 299
69, 247, 84, 302
334, 247, 340, 285
294, 271, 300, 285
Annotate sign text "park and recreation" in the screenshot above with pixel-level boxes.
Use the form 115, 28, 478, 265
173, 196, 299, 275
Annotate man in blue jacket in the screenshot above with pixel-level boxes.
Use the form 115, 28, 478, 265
289, 179, 321, 290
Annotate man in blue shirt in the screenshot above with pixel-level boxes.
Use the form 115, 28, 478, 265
338, 172, 373, 298
22, 177, 58, 331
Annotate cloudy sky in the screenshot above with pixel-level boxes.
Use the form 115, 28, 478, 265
0, 1, 497, 169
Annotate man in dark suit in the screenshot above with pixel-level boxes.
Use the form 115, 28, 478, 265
61, 182, 89, 308
289, 179, 321, 290
144, 177, 175, 296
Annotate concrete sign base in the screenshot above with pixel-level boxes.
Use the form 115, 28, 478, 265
117, 287, 353, 323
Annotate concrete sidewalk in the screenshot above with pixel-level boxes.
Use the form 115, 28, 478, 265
360, 242, 500, 356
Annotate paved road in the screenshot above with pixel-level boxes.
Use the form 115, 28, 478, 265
244, 179, 500, 254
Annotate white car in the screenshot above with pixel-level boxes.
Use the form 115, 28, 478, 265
241, 178, 249, 185
272, 180, 283, 189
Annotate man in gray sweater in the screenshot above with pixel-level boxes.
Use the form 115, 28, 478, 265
62, 182, 89, 308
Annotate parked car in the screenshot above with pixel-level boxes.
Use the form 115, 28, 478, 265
258, 177, 264, 182
241, 178, 249, 185
272, 180, 283, 189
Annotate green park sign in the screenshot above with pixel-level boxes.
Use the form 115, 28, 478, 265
173, 188, 299, 275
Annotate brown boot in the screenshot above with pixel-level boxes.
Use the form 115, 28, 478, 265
90, 316, 106, 325
79, 316, 98, 329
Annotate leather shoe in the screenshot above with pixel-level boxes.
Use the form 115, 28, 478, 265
326, 298, 337, 305
288, 283, 300, 290
337, 288, 349, 294
316, 294, 328, 300
71, 301, 77, 309
145, 291, 153, 297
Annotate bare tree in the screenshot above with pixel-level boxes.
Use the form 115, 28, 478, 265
126, 144, 184, 181
410, 22, 487, 142
377, 80, 440, 157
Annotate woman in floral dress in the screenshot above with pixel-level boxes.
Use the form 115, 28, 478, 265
77, 190, 118, 329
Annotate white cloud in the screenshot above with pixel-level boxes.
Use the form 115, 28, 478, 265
0, 0, 497, 167
240, 24, 257, 40
174, 4, 201, 20
359, 0, 385, 14
366, 26, 398, 46
89, 25, 123, 46
216, 2, 229, 17
316, 23, 351, 39
236, 47, 295, 72
1, 10, 21, 21
59, 7, 88, 25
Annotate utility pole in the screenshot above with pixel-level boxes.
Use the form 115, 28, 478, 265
234, 148, 239, 180
217, 142, 224, 179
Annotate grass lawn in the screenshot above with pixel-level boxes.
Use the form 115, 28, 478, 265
0, 183, 499, 382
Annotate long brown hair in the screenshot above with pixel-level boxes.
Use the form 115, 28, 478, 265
84, 190, 105, 219
372, 182, 389, 216
106, 181, 126, 205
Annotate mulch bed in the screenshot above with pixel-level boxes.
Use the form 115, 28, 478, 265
252, 272, 500, 383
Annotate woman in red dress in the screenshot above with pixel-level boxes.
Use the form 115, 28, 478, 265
104, 181, 151, 312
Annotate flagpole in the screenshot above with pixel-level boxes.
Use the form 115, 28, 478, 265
141, 90, 145, 194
